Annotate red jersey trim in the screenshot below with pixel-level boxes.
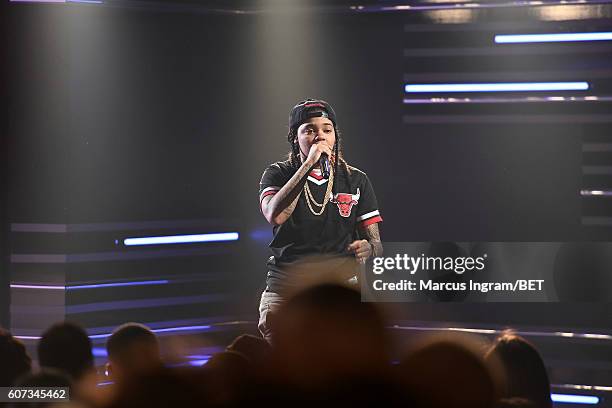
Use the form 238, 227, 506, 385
360, 215, 383, 227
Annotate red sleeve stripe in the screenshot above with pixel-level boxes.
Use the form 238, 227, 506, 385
259, 189, 279, 213
361, 215, 383, 227
357, 210, 380, 222
259, 186, 280, 202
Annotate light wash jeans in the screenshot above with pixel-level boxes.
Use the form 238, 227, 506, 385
258, 289, 285, 342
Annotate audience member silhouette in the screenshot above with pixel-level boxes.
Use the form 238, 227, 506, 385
226, 333, 271, 369
485, 333, 552, 408
398, 333, 502, 408
37, 322, 94, 382
269, 283, 397, 404
0, 328, 32, 386
105, 323, 162, 386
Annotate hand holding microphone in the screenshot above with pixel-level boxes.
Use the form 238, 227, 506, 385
306, 142, 333, 176
319, 153, 330, 178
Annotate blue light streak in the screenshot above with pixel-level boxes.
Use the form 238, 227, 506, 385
151, 325, 211, 334
404, 82, 589, 93
67, 280, 169, 290
88, 325, 212, 340
188, 359, 210, 366
551, 393, 599, 404
11, 280, 169, 290
123, 232, 239, 246
496, 32, 612, 44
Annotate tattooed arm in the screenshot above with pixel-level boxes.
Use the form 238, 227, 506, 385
262, 139, 333, 226
363, 222, 383, 258
348, 222, 383, 263
261, 188, 302, 227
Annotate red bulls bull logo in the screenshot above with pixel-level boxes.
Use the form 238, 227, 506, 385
331, 188, 360, 217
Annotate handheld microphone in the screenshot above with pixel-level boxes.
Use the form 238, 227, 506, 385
320, 153, 330, 179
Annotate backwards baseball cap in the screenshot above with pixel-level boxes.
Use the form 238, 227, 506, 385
289, 98, 337, 130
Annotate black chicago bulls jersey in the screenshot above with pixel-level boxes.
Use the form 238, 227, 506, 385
259, 160, 382, 292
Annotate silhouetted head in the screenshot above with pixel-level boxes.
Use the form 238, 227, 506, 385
203, 351, 255, 405
226, 334, 271, 368
0, 328, 32, 386
485, 332, 552, 408
106, 323, 161, 385
273, 283, 390, 390
38, 322, 93, 381
398, 333, 502, 408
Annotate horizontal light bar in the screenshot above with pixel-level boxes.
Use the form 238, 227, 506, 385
15, 324, 214, 341
10, 284, 65, 290
11, 280, 169, 290
581, 190, 612, 197
390, 325, 612, 341
123, 232, 239, 246
9, 0, 65, 2
187, 354, 212, 360
10, 0, 102, 3
67, 280, 169, 290
551, 394, 599, 405
187, 359, 210, 366
88, 325, 212, 340
496, 32, 612, 43
405, 82, 589, 93
554, 384, 612, 392
152, 325, 211, 334
403, 95, 609, 104
97, 381, 113, 387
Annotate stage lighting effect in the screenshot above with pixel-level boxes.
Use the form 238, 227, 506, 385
404, 82, 589, 93
68, 280, 169, 290
391, 324, 612, 341
123, 232, 239, 246
555, 384, 612, 392
88, 325, 212, 340
551, 393, 600, 404
10, 284, 65, 290
151, 325, 211, 334
581, 190, 612, 196
9, 0, 102, 3
10, 280, 169, 290
14, 322, 246, 341
495, 32, 612, 43
402, 95, 608, 104
187, 359, 210, 366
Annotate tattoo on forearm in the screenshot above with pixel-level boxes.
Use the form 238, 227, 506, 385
265, 161, 312, 223
280, 193, 301, 219
364, 223, 383, 257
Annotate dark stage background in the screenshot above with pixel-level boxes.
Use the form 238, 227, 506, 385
4, 2, 612, 334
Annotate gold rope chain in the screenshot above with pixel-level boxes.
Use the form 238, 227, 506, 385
304, 166, 334, 216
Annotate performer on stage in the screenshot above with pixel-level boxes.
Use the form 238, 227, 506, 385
257, 99, 383, 341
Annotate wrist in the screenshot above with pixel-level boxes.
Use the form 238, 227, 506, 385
302, 157, 317, 169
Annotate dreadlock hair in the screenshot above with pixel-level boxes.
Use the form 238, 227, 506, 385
287, 125, 351, 196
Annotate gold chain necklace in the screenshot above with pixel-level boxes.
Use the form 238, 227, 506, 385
304, 166, 334, 216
